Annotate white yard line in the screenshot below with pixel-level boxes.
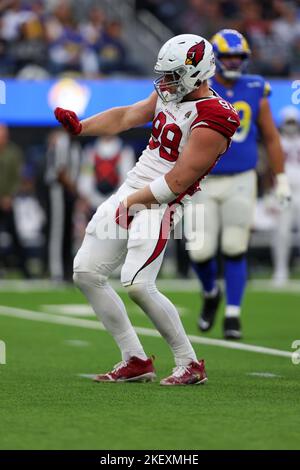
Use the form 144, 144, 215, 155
0, 305, 293, 360
41, 303, 187, 317
64, 339, 90, 347
0, 280, 70, 292
78, 374, 95, 379
42, 305, 94, 316
80, 371, 284, 382
248, 280, 300, 294
246, 372, 283, 378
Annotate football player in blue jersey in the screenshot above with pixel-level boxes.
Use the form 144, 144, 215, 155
188, 29, 291, 339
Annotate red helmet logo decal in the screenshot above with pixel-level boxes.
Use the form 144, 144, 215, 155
185, 40, 206, 66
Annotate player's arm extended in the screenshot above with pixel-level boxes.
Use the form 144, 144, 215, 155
55, 92, 157, 136
257, 97, 284, 174
258, 97, 291, 206
124, 128, 227, 209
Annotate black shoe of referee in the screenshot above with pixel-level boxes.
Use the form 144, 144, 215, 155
223, 316, 242, 340
198, 286, 222, 332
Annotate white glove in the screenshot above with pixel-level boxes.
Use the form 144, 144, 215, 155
274, 173, 292, 209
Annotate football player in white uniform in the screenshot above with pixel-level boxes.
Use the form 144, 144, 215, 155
272, 106, 300, 285
54, 34, 240, 386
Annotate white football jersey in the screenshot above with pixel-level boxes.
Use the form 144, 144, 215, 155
281, 134, 300, 188
126, 94, 239, 195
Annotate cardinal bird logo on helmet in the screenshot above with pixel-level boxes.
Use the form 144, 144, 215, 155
185, 40, 206, 66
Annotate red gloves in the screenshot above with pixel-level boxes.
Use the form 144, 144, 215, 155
54, 107, 82, 135
115, 201, 134, 229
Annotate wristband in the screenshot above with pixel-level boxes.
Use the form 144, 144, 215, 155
149, 176, 176, 204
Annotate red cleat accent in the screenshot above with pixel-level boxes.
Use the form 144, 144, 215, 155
160, 359, 207, 386
93, 356, 156, 383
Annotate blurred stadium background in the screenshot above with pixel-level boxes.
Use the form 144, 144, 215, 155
0, 0, 300, 282
1, 0, 300, 451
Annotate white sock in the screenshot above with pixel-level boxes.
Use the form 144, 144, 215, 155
225, 305, 240, 318
127, 282, 197, 366
74, 272, 147, 361
115, 328, 148, 361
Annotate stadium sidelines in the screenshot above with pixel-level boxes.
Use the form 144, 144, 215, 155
0, 279, 300, 293
0, 305, 293, 360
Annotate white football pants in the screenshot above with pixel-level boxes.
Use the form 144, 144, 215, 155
73, 183, 197, 366
187, 170, 257, 261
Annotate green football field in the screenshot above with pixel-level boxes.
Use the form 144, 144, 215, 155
0, 280, 299, 450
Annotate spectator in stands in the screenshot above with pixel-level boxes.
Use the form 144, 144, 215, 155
219, 0, 241, 20
79, 6, 106, 47
94, 20, 143, 76
3, 0, 300, 78
239, 1, 267, 38
290, 32, 300, 75
0, 123, 30, 277
182, 0, 225, 38
272, 2, 300, 52
138, 0, 300, 78
145, 0, 185, 34
46, 1, 87, 75
0, 0, 30, 42
0, 37, 14, 76
0, 0, 48, 76
249, 18, 290, 76
273, 2, 300, 37
11, 1, 48, 75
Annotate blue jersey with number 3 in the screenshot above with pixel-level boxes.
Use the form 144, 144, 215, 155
209, 74, 271, 174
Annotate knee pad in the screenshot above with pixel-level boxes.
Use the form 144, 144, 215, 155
188, 236, 217, 263
125, 282, 147, 301
221, 226, 250, 257
186, 202, 218, 263
73, 248, 93, 274
124, 282, 156, 304
73, 271, 107, 290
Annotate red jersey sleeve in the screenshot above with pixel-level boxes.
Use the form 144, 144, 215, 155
190, 97, 240, 140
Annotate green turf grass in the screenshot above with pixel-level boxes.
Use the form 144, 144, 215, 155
0, 287, 299, 449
